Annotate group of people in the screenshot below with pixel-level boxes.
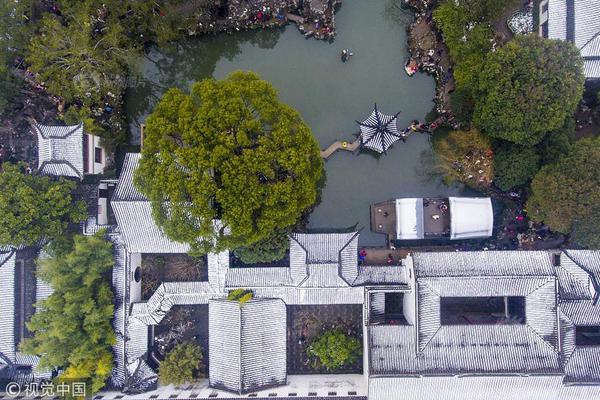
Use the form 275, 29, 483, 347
341, 48, 354, 62
358, 248, 399, 265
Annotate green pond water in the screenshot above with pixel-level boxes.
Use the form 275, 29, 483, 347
125, 0, 465, 246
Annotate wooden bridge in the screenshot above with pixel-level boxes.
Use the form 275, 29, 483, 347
320, 139, 361, 160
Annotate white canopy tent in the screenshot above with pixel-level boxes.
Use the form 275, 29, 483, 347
449, 197, 494, 240
395, 198, 425, 240
394, 197, 493, 240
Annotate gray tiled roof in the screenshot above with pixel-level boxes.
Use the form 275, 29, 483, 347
412, 251, 555, 278
35, 123, 84, 179
301, 264, 349, 288
291, 232, 357, 263
556, 252, 595, 300
0, 248, 16, 363
545, 0, 600, 79
226, 267, 292, 288
353, 266, 408, 286
112, 154, 190, 254
209, 299, 287, 394
368, 375, 600, 400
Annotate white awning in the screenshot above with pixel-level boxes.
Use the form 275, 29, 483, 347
395, 198, 424, 240
449, 197, 494, 240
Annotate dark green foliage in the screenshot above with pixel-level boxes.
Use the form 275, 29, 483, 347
535, 118, 574, 166
21, 233, 115, 393
433, 0, 518, 90
493, 143, 540, 190
527, 138, 600, 248
134, 71, 324, 254
0, 163, 86, 247
449, 86, 475, 124
233, 229, 289, 264
159, 341, 203, 385
474, 35, 585, 146
306, 329, 362, 371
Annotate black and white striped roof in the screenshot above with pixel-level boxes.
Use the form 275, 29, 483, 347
357, 104, 402, 154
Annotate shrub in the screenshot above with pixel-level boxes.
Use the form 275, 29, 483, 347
159, 341, 203, 385
233, 229, 290, 264
228, 289, 254, 306
306, 329, 362, 371
492, 143, 540, 190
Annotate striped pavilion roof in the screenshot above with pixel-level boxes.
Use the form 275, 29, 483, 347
357, 104, 402, 154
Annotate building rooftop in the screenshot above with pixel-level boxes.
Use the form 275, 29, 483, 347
34, 123, 85, 179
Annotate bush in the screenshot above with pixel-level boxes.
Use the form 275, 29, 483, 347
535, 118, 574, 166
306, 329, 362, 371
527, 138, 600, 247
227, 289, 254, 306
233, 229, 290, 264
159, 341, 203, 385
492, 143, 540, 190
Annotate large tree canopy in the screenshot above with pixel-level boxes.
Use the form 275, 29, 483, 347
527, 138, 600, 248
0, 163, 86, 247
134, 71, 323, 254
473, 35, 584, 146
21, 233, 115, 394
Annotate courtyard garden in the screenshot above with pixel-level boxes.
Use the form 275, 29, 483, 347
287, 304, 363, 374
142, 254, 208, 300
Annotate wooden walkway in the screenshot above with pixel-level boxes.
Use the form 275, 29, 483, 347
320, 139, 361, 159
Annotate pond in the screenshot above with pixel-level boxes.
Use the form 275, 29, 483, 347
125, 0, 465, 246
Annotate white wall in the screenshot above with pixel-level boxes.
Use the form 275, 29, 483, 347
130, 253, 142, 303
85, 133, 106, 175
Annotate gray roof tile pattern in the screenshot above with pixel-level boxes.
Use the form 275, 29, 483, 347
291, 232, 357, 263
226, 267, 292, 288
353, 266, 409, 286
35, 123, 85, 179
545, 0, 600, 79
301, 263, 349, 288
413, 251, 556, 278
209, 299, 287, 394
0, 248, 16, 363
368, 375, 600, 400
112, 154, 191, 254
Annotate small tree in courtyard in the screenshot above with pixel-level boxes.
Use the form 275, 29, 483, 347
159, 341, 203, 385
307, 329, 362, 371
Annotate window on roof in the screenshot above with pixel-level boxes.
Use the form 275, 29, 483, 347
576, 326, 600, 346
440, 296, 526, 325
95, 147, 103, 163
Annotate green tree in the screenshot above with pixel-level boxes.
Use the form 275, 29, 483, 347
493, 142, 540, 190
306, 329, 362, 371
433, 0, 517, 89
474, 35, 584, 146
527, 138, 600, 247
21, 233, 115, 393
159, 341, 203, 385
134, 71, 324, 255
0, 0, 37, 113
0, 163, 86, 247
233, 229, 289, 264
535, 118, 574, 166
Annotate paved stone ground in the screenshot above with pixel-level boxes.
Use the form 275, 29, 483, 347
287, 305, 363, 374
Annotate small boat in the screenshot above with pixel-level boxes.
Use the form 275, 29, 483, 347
404, 58, 418, 76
